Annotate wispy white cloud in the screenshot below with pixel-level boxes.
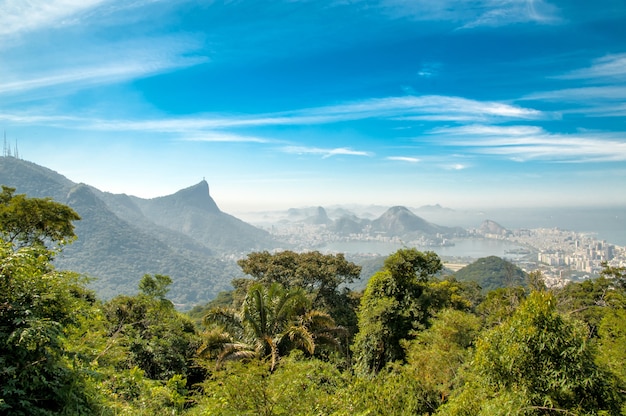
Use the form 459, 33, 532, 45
460, 0, 561, 29
181, 133, 271, 143
2, 94, 542, 132
370, 0, 560, 28
430, 124, 626, 162
286, 95, 542, 124
0, 0, 107, 38
0, 56, 206, 97
0, 35, 208, 97
387, 156, 420, 163
0, 0, 184, 40
556, 53, 626, 81
523, 86, 626, 103
280, 146, 372, 158
432, 124, 545, 137
0, 112, 82, 124
521, 54, 626, 117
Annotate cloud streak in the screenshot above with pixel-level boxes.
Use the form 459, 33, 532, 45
182, 133, 271, 143
0, 0, 107, 38
430, 124, 626, 162
522, 54, 626, 118
2, 94, 542, 132
0, 35, 208, 98
281, 146, 372, 158
556, 53, 626, 82
387, 156, 420, 163
370, 0, 561, 28
0, 56, 207, 96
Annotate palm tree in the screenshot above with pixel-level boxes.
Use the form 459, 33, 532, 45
199, 282, 344, 370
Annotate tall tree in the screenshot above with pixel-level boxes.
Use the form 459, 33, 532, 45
237, 250, 361, 306
352, 249, 442, 374
0, 189, 94, 414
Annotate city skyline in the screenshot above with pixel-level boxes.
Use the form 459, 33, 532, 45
1, 1, 626, 212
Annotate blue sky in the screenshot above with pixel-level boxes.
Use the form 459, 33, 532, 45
1, 0, 625, 212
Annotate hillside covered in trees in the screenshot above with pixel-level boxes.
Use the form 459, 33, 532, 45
2, 187, 626, 415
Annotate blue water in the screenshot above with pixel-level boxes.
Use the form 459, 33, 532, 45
321, 238, 526, 259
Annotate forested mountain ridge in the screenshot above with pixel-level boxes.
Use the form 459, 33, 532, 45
0, 156, 284, 306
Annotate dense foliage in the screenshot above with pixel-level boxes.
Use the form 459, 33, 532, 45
1, 192, 625, 415
454, 255, 527, 293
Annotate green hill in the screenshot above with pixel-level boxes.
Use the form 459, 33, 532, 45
454, 256, 527, 293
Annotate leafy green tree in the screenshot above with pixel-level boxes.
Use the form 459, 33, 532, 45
0, 185, 80, 249
440, 291, 622, 415
191, 352, 351, 416
527, 270, 547, 292
102, 275, 201, 381
138, 273, 173, 300
0, 189, 101, 414
476, 286, 526, 327
555, 276, 626, 337
201, 282, 344, 371
237, 250, 362, 330
404, 308, 483, 408
352, 249, 442, 374
600, 261, 626, 289
427, 277, 483, 313
347, 309, 482, 415
596, 308, 626, 413
0, 242, 101, 415
349, 362, 438, 416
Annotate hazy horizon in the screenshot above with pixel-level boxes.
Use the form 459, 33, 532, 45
2, 1, 625, 212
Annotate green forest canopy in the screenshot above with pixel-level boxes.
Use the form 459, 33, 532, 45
1, 191, 625, 415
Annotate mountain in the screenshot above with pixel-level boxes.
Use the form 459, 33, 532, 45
261, 204, 465, 239
302, 206, 333, 226
131, 181, 276, 254
478, 220, 509, 236
333, 215, 365, 235
454, 256, 527, 293
0, 156, 283, 307
371, 206, 445, 236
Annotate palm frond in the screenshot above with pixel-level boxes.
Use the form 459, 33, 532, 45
260, 334, 281, 371
216, 342, 257, 369
301, 309, 336, 329
203, 307, 242, 332
286, 324, 315, 355
197, 328, 234, 359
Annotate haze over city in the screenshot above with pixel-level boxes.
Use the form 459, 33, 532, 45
1, 0, 625, 212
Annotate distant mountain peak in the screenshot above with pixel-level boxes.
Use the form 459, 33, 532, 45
372, 205, 443, 236
303, 206, 332, 225
160, 180, 220, 213
387, 205, 411, 214
479, 220, 509, 236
